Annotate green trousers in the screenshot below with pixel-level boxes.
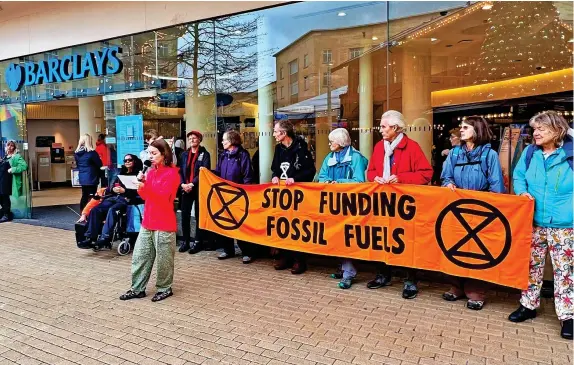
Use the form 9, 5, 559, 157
131, 228, 176, 293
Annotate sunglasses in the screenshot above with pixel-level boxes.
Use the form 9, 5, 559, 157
124, 158, 133, 162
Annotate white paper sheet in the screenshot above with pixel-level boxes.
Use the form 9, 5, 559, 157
117, 175, 139, 190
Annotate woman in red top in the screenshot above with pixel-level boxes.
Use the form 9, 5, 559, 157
120, 139, 180, 302
365, 110, 432, 299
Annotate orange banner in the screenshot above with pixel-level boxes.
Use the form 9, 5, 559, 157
199, 169, 534, 289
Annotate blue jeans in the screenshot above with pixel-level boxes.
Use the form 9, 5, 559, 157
85, 197, 127, 240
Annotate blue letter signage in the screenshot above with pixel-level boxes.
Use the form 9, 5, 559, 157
4, 46, 123, 92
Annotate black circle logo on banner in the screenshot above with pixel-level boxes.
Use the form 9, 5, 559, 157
207, 182, 249, 230
435, 199, 511, 270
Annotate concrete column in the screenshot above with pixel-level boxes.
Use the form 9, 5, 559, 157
185, 94, 217, 169
359, 52, 373, 159
314, 115, 331, 171
257, 83, 274, 183
401, 49, 433, 162
256, 17, 275, 183
78, 96, 104, 140
314, 65, 332, 170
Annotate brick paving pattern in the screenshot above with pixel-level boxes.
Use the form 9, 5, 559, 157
0, 222, 571, 365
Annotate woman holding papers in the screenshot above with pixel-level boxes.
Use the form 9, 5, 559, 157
440, 116, 504, 311
77, 154, 143, 249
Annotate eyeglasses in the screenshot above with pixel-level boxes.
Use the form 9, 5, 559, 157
124, 159, 133, 162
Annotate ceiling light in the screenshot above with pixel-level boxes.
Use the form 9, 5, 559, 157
372, 36, 378, 40
482, 3, 493, 10
338, 12, 346, 17
431, 38, 438, 42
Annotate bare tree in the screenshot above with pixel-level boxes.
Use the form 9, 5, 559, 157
177, 15, 264, 97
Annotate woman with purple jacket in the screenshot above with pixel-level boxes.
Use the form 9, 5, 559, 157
213, 130, 256, 263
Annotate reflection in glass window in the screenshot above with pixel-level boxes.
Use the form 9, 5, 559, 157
289, 60, 298, 75
322, 50, 332, 64
290, 81, 298, 95
304, 54, 309, 68
322, 72, 330, 87
349, 47, 362, 59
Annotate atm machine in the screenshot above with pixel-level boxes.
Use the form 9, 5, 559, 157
65, 151, 75, 181
50, 143, 67, 183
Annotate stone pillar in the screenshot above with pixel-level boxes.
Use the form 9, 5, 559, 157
257, 84, 274, 183
315, 115, 331, 171
185, 94, 217, 169
257, 17, 275, 183
359, 52, 373, 159
401, 49, 433, 162
314, 64, 332, 170
78, 96, 104, 140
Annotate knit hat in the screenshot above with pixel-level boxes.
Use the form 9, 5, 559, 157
187, 130, 203, 142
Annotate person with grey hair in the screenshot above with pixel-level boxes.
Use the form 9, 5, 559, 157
318, 128, 368, 289
366, 110, 433, 299
509, 110, 573, 340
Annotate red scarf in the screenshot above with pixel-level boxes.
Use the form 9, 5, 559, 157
186, 147, 200, 184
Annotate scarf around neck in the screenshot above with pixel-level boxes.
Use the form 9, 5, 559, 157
383, 133, 404, 179
334, 146, 350, 164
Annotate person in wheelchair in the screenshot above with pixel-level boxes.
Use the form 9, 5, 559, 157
77, 154, 143, 249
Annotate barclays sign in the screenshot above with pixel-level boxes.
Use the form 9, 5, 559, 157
5, 46, 123, 92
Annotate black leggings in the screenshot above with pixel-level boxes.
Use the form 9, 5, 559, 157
0, 194, 11, 218
80, 185, 98, 212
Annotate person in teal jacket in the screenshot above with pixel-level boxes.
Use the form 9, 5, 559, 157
508, 111, 573, 340
318, 128, 368, 289
0, 140, 28, 223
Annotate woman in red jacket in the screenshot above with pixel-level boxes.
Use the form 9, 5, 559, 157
120, 139, 181, 302
366, 110, 432, 299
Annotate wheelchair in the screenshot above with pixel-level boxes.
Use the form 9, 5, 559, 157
92, 204, 144, 256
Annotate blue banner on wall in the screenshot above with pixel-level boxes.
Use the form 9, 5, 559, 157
116, 115, 144, 167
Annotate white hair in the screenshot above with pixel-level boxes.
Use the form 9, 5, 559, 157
381, 110, 406, 133
328, 128, 351, 148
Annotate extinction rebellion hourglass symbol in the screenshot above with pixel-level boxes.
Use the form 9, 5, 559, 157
207, 182, 249, 230
435, 199, 512, 270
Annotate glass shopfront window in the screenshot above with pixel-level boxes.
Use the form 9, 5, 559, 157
0, 0, 572, 219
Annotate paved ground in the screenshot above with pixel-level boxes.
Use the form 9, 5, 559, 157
0, 222, 571, 365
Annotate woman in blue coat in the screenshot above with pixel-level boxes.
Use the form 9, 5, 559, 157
508, 111, 573, 340
318, 128, 368, 289
75, 134, 103, 211
213, 130, 255, 262
440, 116, 505, 310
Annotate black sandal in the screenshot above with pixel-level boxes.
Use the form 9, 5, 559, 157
151, 289, 173, 302
119, 290, 146, 300
466, 300, 485, 310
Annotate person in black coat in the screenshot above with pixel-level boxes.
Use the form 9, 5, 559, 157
78, 154, 143, 249
271, 120, 316, 274
0, 155, 13, 221
179, 131, 211, 254
75, 134, 103, 212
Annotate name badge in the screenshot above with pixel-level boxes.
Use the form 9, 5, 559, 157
198, 153, 204, 161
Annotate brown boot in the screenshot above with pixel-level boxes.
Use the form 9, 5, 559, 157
274, 257, 290, 270
291, 261, 307, 275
